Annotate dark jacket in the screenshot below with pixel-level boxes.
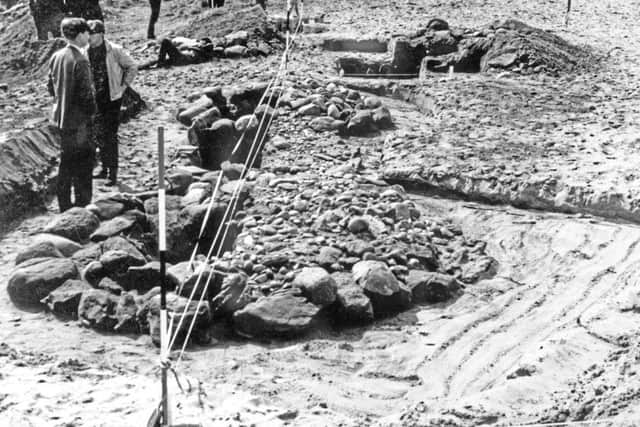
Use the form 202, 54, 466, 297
48, 44, 97, 130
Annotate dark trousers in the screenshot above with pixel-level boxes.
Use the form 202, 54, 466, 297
57, 124, 93, 212
94, 98, 122, 173
148, 0, 161, 38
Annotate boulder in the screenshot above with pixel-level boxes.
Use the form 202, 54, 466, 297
316, 247, 342, 269
292, 267, 337, 307
15, 241, 64, 265
233, 114, 266, 168
86, 198, 126, 220
352, 261, 412, 316
298, 103, 324, 116
372, 106, 393, 129
210, 272, 251, 316
167, 170, 193, 196
176, 263, 222, 300
346, 110, 377, 136
221, 161, 245, 181
177, 95, 214, 126
30, 233, 83, 257
309, 117, 346, 133
78, 289, 118, 331
99, 249, 146, 282
460, 256, 498, 283
347, 216, 369, 233
406, 271, 460, 303
97, 277, 124, 295
196, 118, 237, 170
143, 293, 211, 346
40, 279, 92, 318
122, 261, 178, 294
225, 30, 249, 46
332, 272, 373, 324
89, 211, 143, 242
7, 257, 79, 307
114, 292, 140, 333
233, 292, 321, 338
225, 45, 248, 58
43, 207, 100, 242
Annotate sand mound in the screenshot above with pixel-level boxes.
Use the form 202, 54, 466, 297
0, 2, 65, 80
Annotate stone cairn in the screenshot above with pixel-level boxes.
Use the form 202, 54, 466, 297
6, 81, 497, 345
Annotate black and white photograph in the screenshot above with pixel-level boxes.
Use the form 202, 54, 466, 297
1, 0, 639, 425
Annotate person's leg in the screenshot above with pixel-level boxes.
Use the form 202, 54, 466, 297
148, 0, 161, 39
56, 129, 74, 212
72, 124, 94, 207
103, 98, 123, 185
93, 105, 108, 177
158, 38, 186, 66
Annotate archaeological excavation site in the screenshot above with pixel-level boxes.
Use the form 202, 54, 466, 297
1, 0, 640, 426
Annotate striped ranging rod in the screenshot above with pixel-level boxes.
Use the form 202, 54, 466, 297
157, 126, 171, 426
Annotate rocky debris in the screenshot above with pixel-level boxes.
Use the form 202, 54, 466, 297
41, 279, 92, 318
233, 290, 321, 339
174, 5, 283, 59
336, 19, 593, 78
7, 257, 79, 307
0, 125, 60, 225
43, 207, 101, 243
180, 82, 274, 170
280, 82, 394, 136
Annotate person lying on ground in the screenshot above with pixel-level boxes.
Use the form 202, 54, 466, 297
139, 37, 215, 69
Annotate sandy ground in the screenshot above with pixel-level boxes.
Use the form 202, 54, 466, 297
3, 0, 640, 426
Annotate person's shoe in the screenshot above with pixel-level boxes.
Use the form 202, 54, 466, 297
93, 168, 108, 179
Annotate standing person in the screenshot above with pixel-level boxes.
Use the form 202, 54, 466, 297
87, 20, 138, 186
148, 0, 161, 39
47, 17, 96, 212
286, 0, 301, 31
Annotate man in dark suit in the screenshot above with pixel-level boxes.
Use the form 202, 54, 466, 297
47, 17, 97, 212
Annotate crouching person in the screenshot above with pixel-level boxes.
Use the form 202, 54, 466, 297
87, 20, 138, 186
48, 17, 96, 212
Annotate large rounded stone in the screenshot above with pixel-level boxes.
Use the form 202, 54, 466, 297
292, 267, 337, 307
42, 207, 100, 242
352, 261, 412, 316
30, 234, 83, 257
40, 279, 92, 318
406, 271, 460, 303
7, 257, 79, 307
15, 241, 64, 265
233, 292, 321, 339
